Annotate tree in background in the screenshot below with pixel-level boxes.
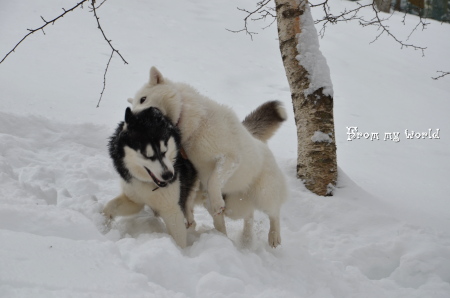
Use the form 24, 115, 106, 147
274, 0, 337, 196
375, 0, 392, 12
388, 0, 449, 22
429, 0, 449, 21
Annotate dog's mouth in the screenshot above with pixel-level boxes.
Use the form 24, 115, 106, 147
144, 167, 168, 188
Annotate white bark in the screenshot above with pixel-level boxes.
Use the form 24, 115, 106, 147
275, 0, 337, 196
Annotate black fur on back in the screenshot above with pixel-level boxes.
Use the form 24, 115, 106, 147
108, 107, 197, 213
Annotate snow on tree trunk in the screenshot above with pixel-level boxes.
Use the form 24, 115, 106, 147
274, 0, 337, 196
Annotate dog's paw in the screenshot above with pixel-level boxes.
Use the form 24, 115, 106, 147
215, 206, 225, 216
185, 220, 196, 230
210, 199, 225, 216
268, 230, 281, 248
102, 205, 115, 220
99, 206, 114, 232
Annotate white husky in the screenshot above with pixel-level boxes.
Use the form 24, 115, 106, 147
129, 67, 288, 247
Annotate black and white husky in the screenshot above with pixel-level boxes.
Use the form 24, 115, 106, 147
103, 107, 198, 248
104, 101, 286, 248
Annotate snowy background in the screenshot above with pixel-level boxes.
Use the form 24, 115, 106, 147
1, 0, 450, 297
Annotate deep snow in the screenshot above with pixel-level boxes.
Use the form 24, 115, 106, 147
1, 0, 450, 297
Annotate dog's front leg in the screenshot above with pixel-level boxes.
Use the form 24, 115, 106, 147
207, 155, 239, 215
159, 208, 188, 249
207, 168, 225, 216
183, 180, 202, 229
103, 193, 144, 219
203, 196, 227, 235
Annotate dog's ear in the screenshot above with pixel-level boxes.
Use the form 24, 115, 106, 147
127, 98, 133, 104
124, 107, 135, 124
149, 66, 164, 86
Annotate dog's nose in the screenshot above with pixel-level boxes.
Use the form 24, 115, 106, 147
161, 171, 174, 181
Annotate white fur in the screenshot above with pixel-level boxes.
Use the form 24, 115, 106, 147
104, 179, 188, 248
130, 67, 287, 247
276, 104, 288, 121
104, 137, 194, 248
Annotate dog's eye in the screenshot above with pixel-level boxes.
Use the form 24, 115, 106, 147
140, 96, 147, 104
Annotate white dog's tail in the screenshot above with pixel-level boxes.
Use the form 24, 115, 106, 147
242, 100, 287, 142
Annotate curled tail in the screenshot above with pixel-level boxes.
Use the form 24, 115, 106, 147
242, 100, 287, 142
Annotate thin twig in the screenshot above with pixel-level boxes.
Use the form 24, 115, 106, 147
226, 0, 273, 40
95, 0, 108, 9
312, 1, 428, 54
0, 0, 89, 64
97, 50, 114, 107
89, 0, 128, 106
432, 71, 450, 80
406, 15, 429, 41
90, 0, 128, 65
228, 0, 447, 79
365, 2, 426, 54
1, 0, 131, 106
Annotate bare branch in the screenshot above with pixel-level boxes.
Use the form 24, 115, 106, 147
314, 0, 369, 38
406, 15, 429, 41
432, 71, 450, 80
363, 2, 427, 55
0, 0, 89, 64
88, 0, 128, 106
90, 0, 128, 65
97, 50, 114, 107
313, 0, 428, 54
1, 0, 129, 106
226, 0, 274, 40
95, 0, 108, 9
228, 0, 446, 78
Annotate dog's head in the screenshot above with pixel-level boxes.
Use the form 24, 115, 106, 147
128, 67, 182, 125
109, 107, 180, 187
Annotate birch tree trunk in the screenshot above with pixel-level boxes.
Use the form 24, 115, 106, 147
274, 0, 337, 196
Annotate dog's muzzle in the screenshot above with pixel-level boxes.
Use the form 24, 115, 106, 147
144, 167, 168, 188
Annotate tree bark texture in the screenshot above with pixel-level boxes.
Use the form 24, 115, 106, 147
274, 0, 337, 196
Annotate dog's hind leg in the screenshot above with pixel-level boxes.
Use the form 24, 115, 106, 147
242, 212, 254, 245
268, 214, 281, 248
103, 193, 144, 219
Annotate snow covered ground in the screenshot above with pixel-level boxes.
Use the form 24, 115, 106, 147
1, 0, 449, 297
